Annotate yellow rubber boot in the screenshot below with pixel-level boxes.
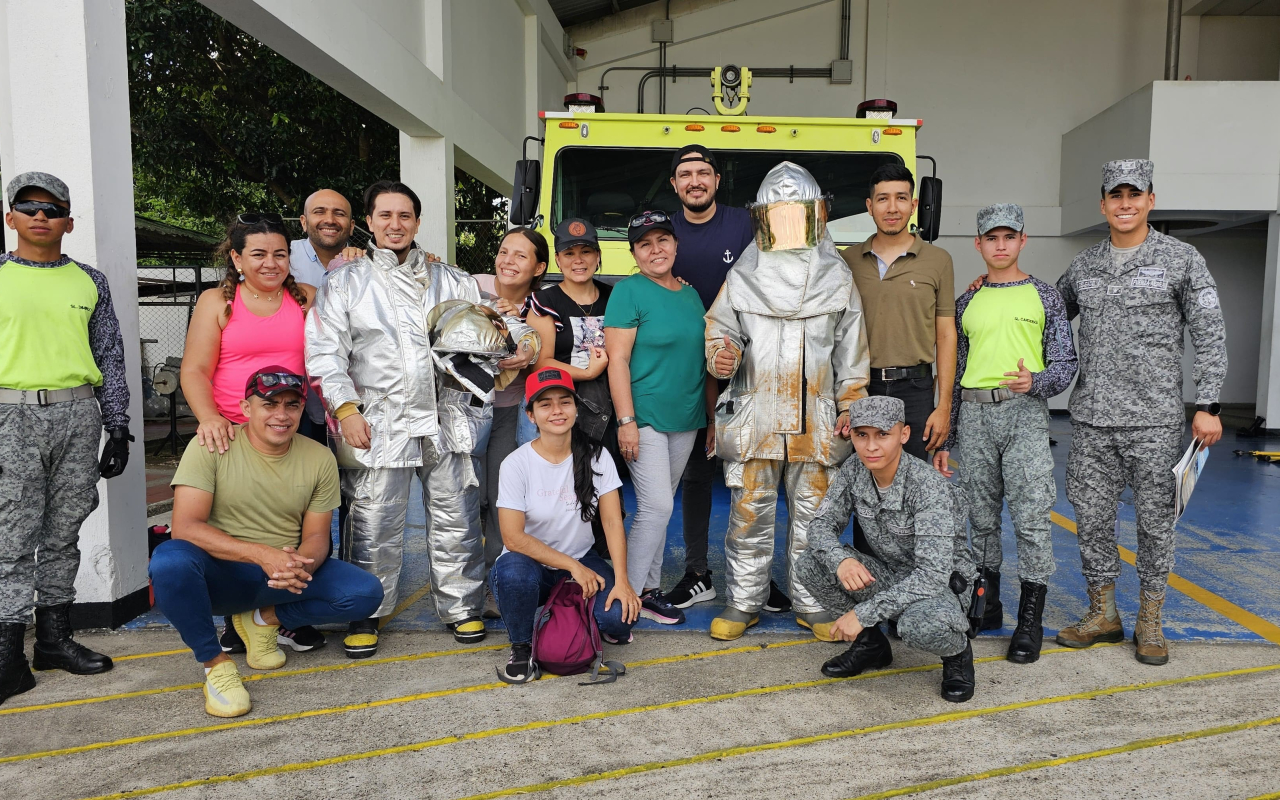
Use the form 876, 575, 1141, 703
710, 607, 759, 641
795, 611, 837, 642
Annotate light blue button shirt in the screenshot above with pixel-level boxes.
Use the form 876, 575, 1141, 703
289, 238, 328, 288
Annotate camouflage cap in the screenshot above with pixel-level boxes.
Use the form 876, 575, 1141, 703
1101, 159, 1154, 193
848, 396, 905, 432
976, 203, 1024, 235
6, 171, 70, 207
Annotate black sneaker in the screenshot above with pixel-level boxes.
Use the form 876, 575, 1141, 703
277, 625, 326, 652
497, 643, 540, 684
640, 590, 686, 625
219, 616, 246, 654
763, 580, 792, 613
667, 570, 717, 609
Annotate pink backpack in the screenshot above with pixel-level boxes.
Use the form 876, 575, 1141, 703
532, 577, 626, 685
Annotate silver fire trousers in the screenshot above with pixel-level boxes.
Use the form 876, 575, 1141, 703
340, 438, 483, 622
724, 458, 833, 614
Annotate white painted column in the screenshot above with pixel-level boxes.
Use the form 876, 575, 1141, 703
0, 0, 148, 625
1256, 212, 1280, 428
401, 133, 456, 265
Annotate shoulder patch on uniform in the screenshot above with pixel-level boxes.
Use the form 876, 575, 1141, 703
1078, 278, 1102, 291
1198, 288, 1219, 309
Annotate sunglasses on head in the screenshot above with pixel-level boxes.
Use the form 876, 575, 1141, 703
628, 210, 670, 227
246, 371, 306, 398
10, 200, 70, 219
236, 212, 285, 226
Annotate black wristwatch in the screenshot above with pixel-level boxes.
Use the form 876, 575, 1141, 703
1195, 402, 1221, 416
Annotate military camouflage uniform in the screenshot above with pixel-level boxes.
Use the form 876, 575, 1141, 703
944, 257, 1077, 583
1058, 213, 1227, 591
796, 440, 977, 658
0, 253, 129, 624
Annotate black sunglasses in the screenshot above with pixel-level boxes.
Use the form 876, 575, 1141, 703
237, 212, 285, 226
10, 200, 70, 219
628, 210, 670, 227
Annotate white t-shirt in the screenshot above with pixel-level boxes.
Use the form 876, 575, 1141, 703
496, 442, 623, 560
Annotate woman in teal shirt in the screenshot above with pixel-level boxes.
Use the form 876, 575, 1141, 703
604, 210, 711, 626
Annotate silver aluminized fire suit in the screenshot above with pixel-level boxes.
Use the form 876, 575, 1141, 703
706, 162, 870, 614
306, 247, 534, 622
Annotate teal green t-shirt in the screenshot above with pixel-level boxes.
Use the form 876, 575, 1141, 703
604, 274, 707, 432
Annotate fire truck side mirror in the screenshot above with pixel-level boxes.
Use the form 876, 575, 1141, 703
917, 176, 942, 242
510, 159, 541, 226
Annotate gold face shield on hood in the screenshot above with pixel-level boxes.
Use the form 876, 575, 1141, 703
747, 161, 831, 252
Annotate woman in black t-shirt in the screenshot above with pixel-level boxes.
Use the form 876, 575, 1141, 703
526, 218, 615, 445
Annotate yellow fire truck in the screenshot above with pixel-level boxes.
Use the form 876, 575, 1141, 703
509, 65, 940, 278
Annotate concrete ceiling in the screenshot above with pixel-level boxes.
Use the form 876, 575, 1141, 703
1185, 0, 1280, 14
547, 0, 657, 27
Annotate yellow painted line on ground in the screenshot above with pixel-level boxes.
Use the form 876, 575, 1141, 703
1248, 792, 1280, 800
76, 650, 1272, 800
112, 649, 190, 663
1050, 510, 1280, 645
0, 641, 506, 716
379, 582, 433, 629
0, 636, 817, 717
5, 641, 1092, 765
844, 713, 1280, 799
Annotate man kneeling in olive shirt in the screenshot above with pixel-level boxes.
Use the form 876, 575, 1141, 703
150, 367, 382, 718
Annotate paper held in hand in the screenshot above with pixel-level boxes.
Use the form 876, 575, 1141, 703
1172, 438, 1209, 523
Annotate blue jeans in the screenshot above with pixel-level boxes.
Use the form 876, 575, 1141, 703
149, 539, 384, 662
516, 408, 539, 446
489, 550, 632, 645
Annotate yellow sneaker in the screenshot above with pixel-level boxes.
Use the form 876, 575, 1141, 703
232, 610, 286, 670
448, 617, 487, 644
203, 661, 251, 718
710, 607, 759, 641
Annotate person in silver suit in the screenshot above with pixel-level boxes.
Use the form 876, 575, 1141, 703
306, 180, 538, 658
705, 162, 870, 642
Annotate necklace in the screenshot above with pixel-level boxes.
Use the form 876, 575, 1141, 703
566, 283, 599, 316
249, 288, 282, 301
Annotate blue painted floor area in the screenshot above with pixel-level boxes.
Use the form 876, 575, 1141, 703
131, 418, 1280, 644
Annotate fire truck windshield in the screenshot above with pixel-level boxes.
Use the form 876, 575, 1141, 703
550, 146, 904, 244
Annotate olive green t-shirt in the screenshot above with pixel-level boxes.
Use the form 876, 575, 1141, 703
841, 236, 955, 369
171, 428, 341, 549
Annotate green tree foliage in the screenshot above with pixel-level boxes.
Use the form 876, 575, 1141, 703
127, 0, 398, 224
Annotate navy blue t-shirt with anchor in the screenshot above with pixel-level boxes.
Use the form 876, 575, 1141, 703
671, 204, 754, 311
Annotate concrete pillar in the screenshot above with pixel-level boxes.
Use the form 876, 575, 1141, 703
1256, 212, 1280, 428
0, 0, 149, 626
401, 133, 456, 265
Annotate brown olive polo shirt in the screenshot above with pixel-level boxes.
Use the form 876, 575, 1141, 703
841, 236, 955, 369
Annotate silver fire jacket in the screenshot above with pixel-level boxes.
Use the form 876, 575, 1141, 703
305, 246, 482, 469
706, 234, 870, 466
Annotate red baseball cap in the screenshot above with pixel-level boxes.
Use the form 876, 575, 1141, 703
524, 367, 577, 410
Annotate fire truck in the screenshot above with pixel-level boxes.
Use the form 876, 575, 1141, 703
508, 65, 941, 278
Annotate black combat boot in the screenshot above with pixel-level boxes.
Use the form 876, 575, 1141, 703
1, 622, 36, 704
940, 640, 975, 703
979, 568, 1004, 631
820, 625, 893, 678
1007, 581, 1047, 664
32, 604, 113, 675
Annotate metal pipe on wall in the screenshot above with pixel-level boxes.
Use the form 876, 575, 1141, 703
840, 0, 851, 61
1165, 0, 1182, 80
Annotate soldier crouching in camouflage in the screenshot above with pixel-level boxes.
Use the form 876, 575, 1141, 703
935, 204, 1076, 665
795, 396, 979, 703
1055, 159, 1226, 666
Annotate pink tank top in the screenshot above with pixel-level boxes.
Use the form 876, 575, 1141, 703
211, 286, 307, 423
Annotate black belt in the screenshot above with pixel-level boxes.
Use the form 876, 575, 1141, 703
870, 364, 931, 382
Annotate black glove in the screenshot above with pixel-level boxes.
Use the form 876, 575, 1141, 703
100, 428, 134, 479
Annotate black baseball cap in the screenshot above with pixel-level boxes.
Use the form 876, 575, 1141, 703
671, 144, 718, 176
626, 210, 677, 246
553, 218, 599, 253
